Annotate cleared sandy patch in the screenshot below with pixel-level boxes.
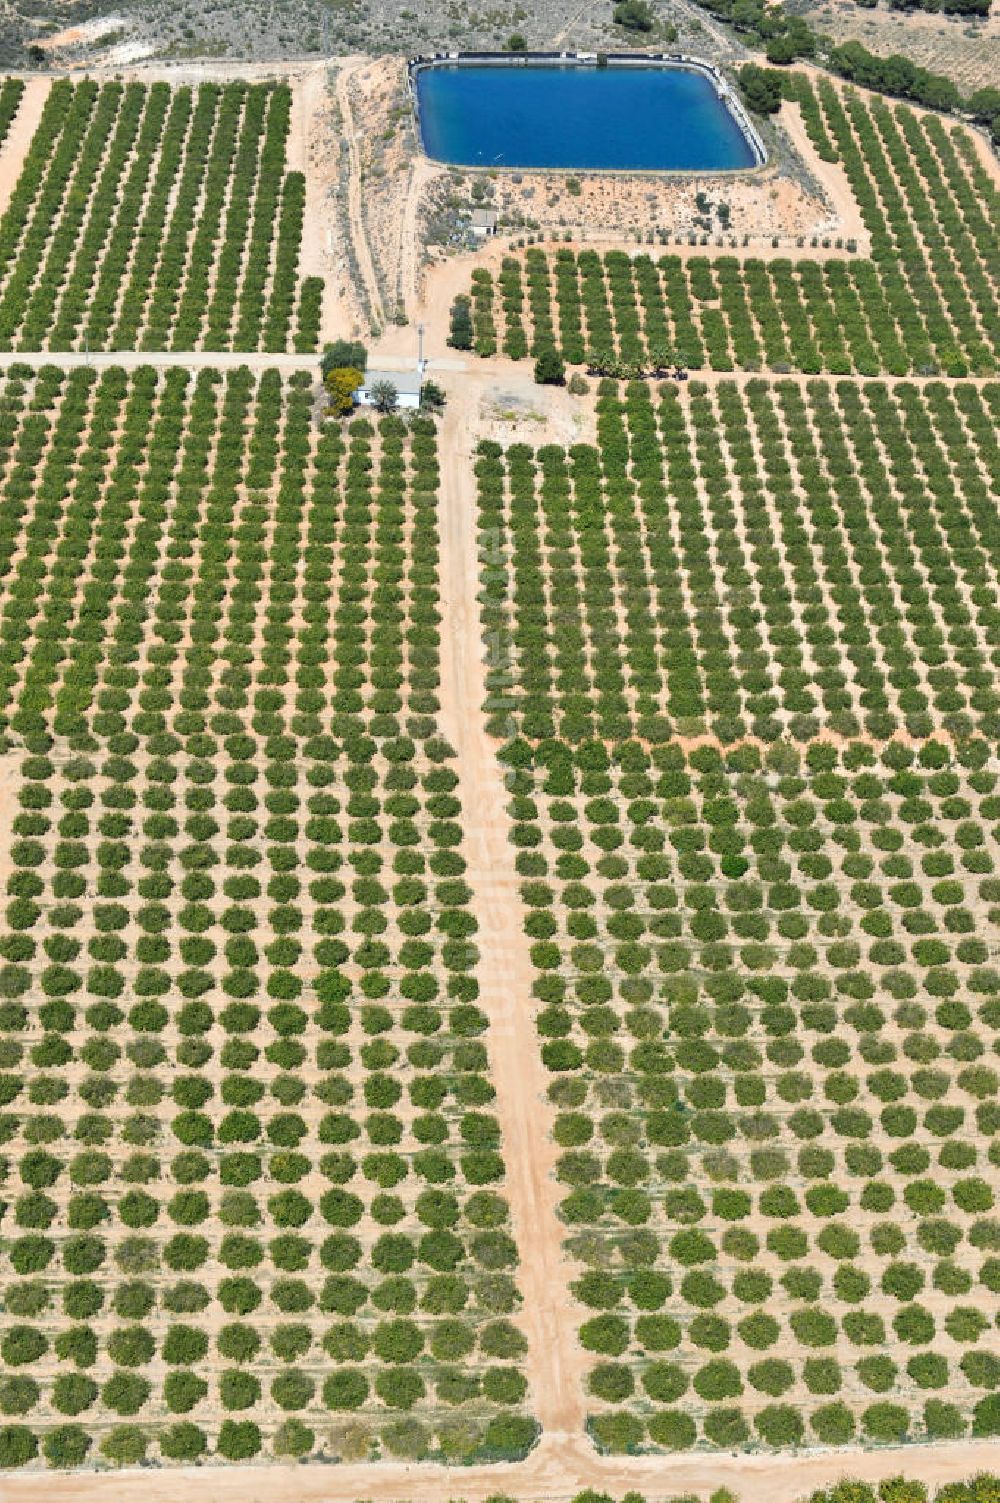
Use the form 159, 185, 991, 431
779, 97, 870, 253
0, 748, 20, 891
34, 14, 148, 61
0, 77, 51, 220
289, 60, 346, 342
478, 375, 598, 449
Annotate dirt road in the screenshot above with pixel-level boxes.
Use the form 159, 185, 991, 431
780, 97, 871, 251
335, 58, 386, 329
0, 76, 51, 219
434, 375, 590, 1436
5, 1431, 998, 1501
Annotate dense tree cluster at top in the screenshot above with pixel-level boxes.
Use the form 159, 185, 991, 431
695, 0, 989, 111
850, 0, 991, 16
823, 42, 966, 114
0, 79, 321, 354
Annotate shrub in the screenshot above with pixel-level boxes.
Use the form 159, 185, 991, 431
375, 1368, 425, 1409
704, 1407, 750, 1447
534, 347, 566, 386
739, 64, 784, 115
0, 1426, 37, 1467
476, 1414, 540, 1461
755, 1404, 804, 1445
812, 1402, 856, 1444
864, 1402, 910, 1441
42, 1425, 91, 1468
647, 1409, 697, 1449
52, 1374, 98, 1416
216, 1419, 261, 1460
102, 1372, 151, 1416
580, 1315, 629, 1355
159, 1422, 207, 1461
973, 1395, 1000, 1437
588, 1412, 644, 1453
100, 1426, 147, 1465
323, 1369, 368, 1409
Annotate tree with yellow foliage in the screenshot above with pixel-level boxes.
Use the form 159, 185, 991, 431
326, 366, 363, 416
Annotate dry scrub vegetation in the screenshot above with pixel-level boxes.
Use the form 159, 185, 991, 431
11, 0, 735, 71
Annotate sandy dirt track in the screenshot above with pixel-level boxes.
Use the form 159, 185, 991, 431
964, 116, 1000, 186
4, 1434, 999, 1501
433, 378, 590, 1435
1, 345, 999, 394
0, 76, 52, 218
335, 58, 386, 328
288, 61, 359, 342
289, 66, 332, 309
779, 97, 870, 252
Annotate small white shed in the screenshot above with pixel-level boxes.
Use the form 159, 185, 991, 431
355, 368, 422, 411
470, 208, 498, 238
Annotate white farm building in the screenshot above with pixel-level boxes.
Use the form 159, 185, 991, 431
355, 368, 423, 410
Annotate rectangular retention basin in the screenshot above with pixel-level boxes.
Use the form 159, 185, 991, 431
412, 56, 763, 173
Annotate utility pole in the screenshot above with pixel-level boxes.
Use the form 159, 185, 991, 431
417, 321, 425, 373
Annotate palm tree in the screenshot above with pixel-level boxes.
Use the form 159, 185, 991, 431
369, 378, 399, 413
